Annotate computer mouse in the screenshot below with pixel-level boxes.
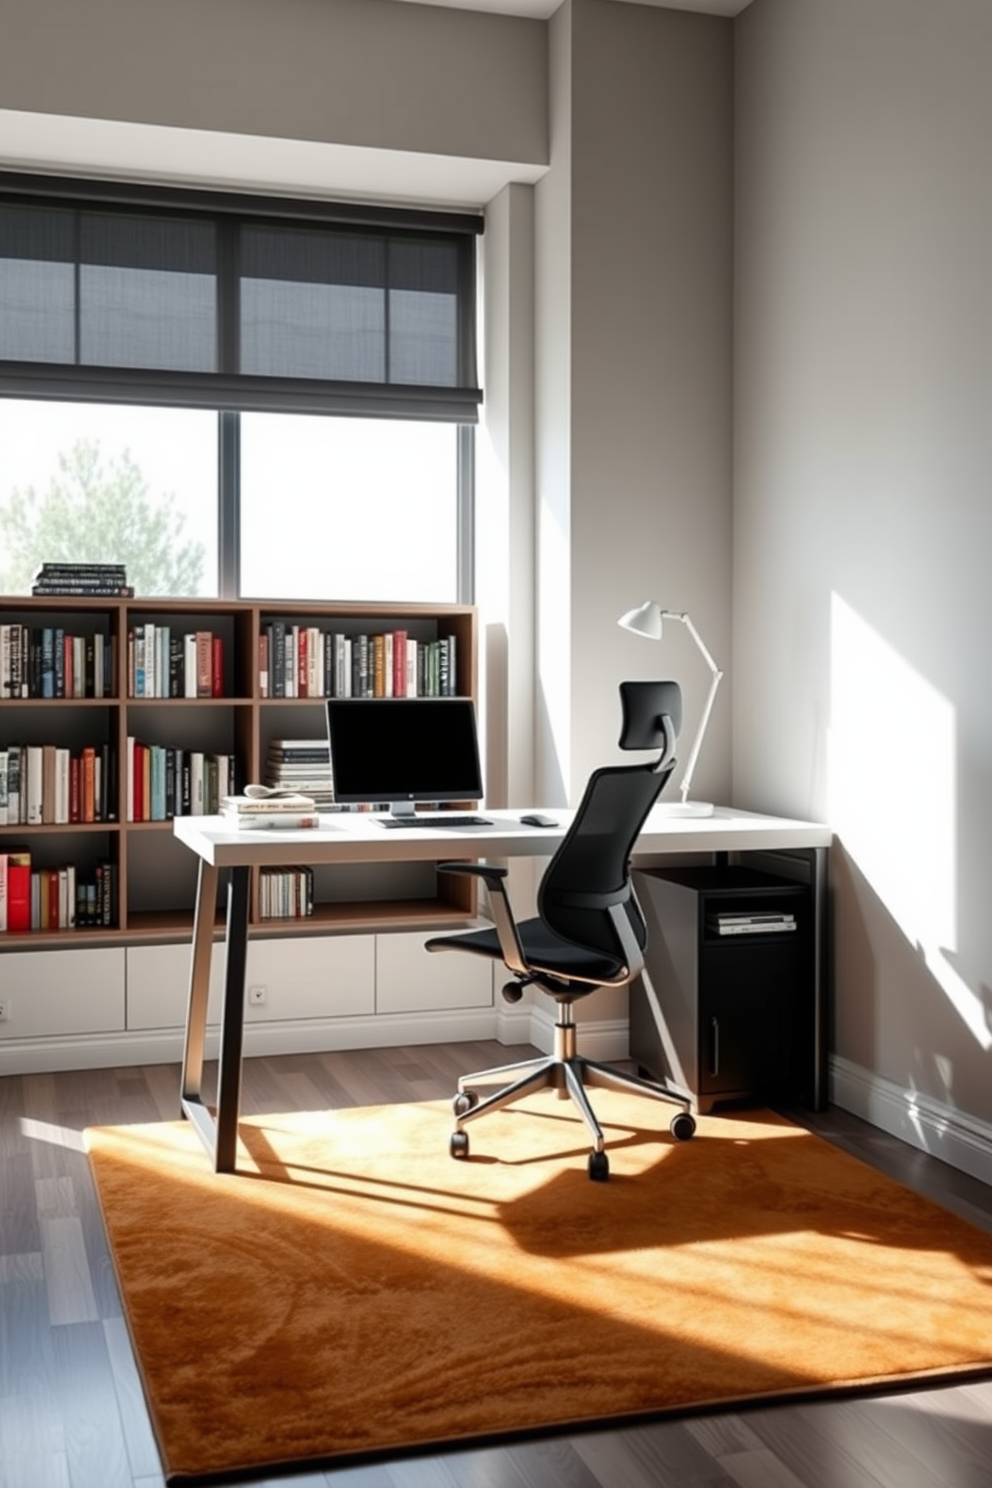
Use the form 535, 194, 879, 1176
520, 813, 558, 828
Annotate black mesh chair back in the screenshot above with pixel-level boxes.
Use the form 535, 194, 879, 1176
538, 762, 668, 961
425, 679, 697, 1181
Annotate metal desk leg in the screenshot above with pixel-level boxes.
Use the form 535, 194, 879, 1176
180, 858, 219, 1150
212, 865, 251, 1173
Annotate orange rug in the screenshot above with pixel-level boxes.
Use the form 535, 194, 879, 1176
86, 1092, 992, 1485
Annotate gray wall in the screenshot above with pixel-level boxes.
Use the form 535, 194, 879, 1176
0, 0, 547, 172
734, 0, 992, 1143
536, 0, 733, 806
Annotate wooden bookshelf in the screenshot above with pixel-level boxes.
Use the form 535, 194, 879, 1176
0, 595, 478, 946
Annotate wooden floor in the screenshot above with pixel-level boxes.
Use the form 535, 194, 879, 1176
4, 1039, 992, 1488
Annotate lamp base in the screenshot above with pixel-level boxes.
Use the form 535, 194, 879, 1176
655, 799, 716, 818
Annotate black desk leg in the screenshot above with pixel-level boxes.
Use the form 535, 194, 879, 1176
213, 865, 251, 1173
180, 858, 219, 1150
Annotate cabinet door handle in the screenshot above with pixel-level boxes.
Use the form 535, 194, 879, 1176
709, 1015, 719, 1077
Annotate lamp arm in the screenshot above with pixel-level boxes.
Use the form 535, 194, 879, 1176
669, 613, 723, 804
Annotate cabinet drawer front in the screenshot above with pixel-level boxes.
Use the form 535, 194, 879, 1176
376, 930, 494, 1014
1, 948, 125, 1038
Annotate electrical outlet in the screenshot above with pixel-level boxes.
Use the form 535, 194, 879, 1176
248, 985, 267, 1007
0, 1000, 9, 1021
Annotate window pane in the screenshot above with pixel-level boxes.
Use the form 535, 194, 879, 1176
0, 400, 217, 596
239, 413, 457, 603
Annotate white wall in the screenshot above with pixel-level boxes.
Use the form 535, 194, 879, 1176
734, 0, 992, 1144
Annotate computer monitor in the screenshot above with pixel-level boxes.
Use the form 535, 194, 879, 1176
325, 696, 485, 819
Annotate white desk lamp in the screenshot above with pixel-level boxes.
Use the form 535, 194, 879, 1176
617, 601, 723, 817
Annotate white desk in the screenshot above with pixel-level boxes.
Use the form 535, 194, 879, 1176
174, 806, 832, 1171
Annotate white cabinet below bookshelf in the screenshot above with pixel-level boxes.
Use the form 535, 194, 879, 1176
376, 930, 494, 1014
0, 946, 125, 1041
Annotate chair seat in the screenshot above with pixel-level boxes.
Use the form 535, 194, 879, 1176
427, 918, 624, 986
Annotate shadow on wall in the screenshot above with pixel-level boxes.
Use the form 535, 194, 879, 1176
831, 842, 992, 1120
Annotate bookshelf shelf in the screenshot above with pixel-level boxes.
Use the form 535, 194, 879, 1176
1, 594, 478, 945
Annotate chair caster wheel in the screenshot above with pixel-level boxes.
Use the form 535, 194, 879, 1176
450, 1131, 470, 1160
670, 1111, 696, 1142
588, 1150, 610, 1182
452, 1090, 478, 1117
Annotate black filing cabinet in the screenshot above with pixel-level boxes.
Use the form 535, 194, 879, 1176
629, 865, 814, 1113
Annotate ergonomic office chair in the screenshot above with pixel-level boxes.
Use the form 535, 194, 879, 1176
425, 680, 697, 1181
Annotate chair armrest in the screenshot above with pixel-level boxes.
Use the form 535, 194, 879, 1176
437, 862, 528, 977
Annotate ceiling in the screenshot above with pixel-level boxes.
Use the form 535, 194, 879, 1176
389, 0, 753, 14
390, 0, 753, 15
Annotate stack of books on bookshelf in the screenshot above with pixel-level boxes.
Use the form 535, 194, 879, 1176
264, 740, 335, 810
0, 850, 117, 932
705, 910, 797, 937
127, 625, 223, 698
0, 743, 116, 825
32, 562, 134, 597
219, 788, 319, 831
1, 622, 115, 698
258, 865, 315, 918
126, 741, 235, 820
258, 624, 457, 699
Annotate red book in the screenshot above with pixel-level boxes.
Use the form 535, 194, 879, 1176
296, 628, 308, 697
69, 755, 81, 823
132, 743, 145, 822
82, 746, 96, 824
7, 860, 31, 932
212, 635, 224, 698
47, 868, 59, 932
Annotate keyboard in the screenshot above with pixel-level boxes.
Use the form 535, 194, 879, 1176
377, 814, 493, 829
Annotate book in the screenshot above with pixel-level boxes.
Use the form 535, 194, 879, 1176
35, 562, 127, 580
5, 850, 32, 933
195, 632, 213, 698
219, 810, 320, 831
223, 788, 317, 813
706, 911, 796, 936
32, 583, 134, 597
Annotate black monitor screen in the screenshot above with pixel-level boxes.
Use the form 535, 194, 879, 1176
326, 697, 484, 810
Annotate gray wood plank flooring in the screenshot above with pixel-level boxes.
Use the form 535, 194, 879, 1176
3, 1041, 992, 1488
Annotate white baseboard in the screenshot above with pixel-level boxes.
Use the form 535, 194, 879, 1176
831, 1054, 992, 1189
0, 1004, 631, 1079
0, 1008, 501, 1077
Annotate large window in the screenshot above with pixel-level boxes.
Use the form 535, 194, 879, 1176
0, 175, 481, 601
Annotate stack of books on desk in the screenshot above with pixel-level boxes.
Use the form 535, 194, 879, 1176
219, 788, 319, 831
706, 910, 797, 936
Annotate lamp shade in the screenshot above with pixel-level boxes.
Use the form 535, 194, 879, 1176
617, 601, 665, 641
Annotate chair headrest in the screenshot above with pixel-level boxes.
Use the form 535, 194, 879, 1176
618, 680, 682, 751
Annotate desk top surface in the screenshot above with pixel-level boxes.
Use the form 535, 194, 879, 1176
174, 805, 832, 869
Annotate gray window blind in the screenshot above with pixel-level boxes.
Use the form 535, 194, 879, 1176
0, 177, 482, 421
